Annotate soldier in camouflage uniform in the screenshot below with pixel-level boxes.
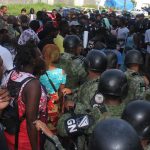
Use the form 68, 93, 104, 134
73, 49, 107, 104
124, 50, 149, 104
56, 35, 87, 90
57, 69, 128, 150
122, 100, 150, 150
0, 17, 8, 30
89, 118, 143, 150
57, 49, 107, 150
72, 49, 118, 104
0, 17, 19, 40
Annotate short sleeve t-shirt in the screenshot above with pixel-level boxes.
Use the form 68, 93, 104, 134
0, 45, 13, 72
40, 68, 66, 94
145, 29, 150, 53
18, 28, 40, 45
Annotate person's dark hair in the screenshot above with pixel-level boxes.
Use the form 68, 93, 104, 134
19, 15, 30, 30
7, 15, 17, 25
119, 17, 127, 26
41, 21, 58, 38
19, 14, 29, 24
21, 8, 26, 13
52, 9, 57, 12
106, 34, 117, 49
0, 5, 7, 10
59, 19, 68, 32
41, 11, 51, 25
14, 41, 37, 71
29, 20, 40, 32
30, 8, 35, 14
0, 29, 11, 45
36, 11, 43, 20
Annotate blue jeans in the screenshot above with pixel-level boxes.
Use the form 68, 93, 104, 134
0, 123, 9, 150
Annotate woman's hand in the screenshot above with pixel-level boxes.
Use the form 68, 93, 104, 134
62, 88, 72, 96
0, 88, 10, 110
33, 120, 53, 137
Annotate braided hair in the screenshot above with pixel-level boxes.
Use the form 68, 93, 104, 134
14, 40, 37, 71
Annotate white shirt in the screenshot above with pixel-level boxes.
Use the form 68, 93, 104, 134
0, 45, 14, 85
145, 29, 150, 53
117, 27, 129, 39
0, 45, 13, 72
117, 27, 129, 48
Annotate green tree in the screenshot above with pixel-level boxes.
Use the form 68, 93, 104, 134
131, 0, 137, 7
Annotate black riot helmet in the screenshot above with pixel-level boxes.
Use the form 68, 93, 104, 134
125, 50, 144, 67
89, 118, 143, 150
98, 69, 128, 98
122, 100, 150, 140
85, 49, 107, 73
103, 50, 118, 69
63, 35, 81, 53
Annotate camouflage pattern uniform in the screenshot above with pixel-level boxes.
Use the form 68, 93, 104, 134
145, 88, 150, 101
7, 24, 20, 39
56, 52, 87, 89
73, 77, 99, 103
145, 145, 150, 150
57, 76, 125, 149
124, 69, 147, 104
0, 18, 19, 39
57, 103, 125, 150
0, 18, 8, 30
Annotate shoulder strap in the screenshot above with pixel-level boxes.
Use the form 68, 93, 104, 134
45, 71, 57, 92
13, 76, 35, 150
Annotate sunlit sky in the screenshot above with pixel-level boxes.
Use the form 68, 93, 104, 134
135, 0, 150, 9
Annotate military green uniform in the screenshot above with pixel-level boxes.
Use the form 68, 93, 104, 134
57, 77, 99, 135
145, 88, 150, 101
56, 52, 87, 89
57, 75, 125, 149
57, 103, 125, 150
73, 77, 99, 103
124, 69, 146, 104
145, 145, 150, 150
0, 18, 19, 39
7, 24, 20, 39
75, 102, 125, 134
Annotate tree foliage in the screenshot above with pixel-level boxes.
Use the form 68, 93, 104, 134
131, 0, 137, 7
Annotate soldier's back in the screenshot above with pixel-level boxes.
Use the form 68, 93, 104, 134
124, 69, 146, 104
56, 52, 87, 89
75, 77, 99, 107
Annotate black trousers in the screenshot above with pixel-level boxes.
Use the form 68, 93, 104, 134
0, 123, 9, 150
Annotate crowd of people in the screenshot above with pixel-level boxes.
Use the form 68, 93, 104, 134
0, 4, 150, 150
